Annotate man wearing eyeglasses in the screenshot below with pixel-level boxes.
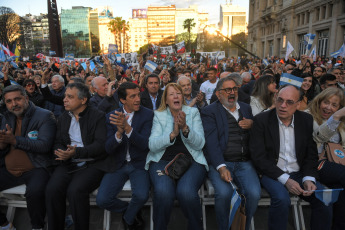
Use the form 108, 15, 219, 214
201, 76, 261, 230
250, 85, 332, 230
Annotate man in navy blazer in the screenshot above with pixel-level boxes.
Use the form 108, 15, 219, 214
250, 85, 332, 230
201, 76, 260, 230
96, 82, 154, 230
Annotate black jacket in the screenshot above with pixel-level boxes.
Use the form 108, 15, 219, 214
249, 109, 319, 180
140, 89, 163, 110
54, 106, 108, 171
27, 91, 45, 108
0, 102, 56, 168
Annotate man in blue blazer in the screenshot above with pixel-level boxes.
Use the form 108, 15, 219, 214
201, 76, 261, 230
96, 82, 154, 230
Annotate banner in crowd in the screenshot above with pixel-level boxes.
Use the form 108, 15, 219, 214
49, 50, 56, 56
331, 43, 345, 58
304, 33, 316, 55
65, 53, 75, 60
152, 41, 186, 55
199, 51, 226, 60
108, 44, 118, 54
108, 52, 138, 65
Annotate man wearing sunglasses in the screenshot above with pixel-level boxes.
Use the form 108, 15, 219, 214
250, 85, 332, 230
201, 76, 261, 230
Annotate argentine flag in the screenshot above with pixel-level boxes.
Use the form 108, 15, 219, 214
304, 33, 316, 55
315, 188, 343, 206
280, 73, 303, 88
263, 59, 269, 66
49, 50, 56, 56
144, 60, 158, 73
228, 181, 241, 229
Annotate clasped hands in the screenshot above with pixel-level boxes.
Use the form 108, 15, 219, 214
109, 111, 132, 139
170, 111, 187, 140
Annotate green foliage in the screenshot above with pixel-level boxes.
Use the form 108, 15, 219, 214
108, 17, 129, 53
183, 18, 196, 52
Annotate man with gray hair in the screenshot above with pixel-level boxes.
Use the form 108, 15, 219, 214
201, 76, 260, 230
240, 72, 252, 85
44, 75, 66, 118
177, 75, 206, 109
89, 76, 120, 113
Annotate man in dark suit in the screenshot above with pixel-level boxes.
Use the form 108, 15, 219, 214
96, 82, 154, 230
250, 85, 332, 230
201, 76, 261, 230
140, 74, 163, 110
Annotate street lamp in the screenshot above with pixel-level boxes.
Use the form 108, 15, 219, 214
203, 25, 259, 59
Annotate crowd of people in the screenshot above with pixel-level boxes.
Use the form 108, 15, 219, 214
0, 51, 344, 230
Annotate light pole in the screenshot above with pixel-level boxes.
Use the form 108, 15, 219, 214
204, 25, 259, 59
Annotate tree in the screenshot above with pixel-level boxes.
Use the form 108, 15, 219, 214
108, 17, 129, 53
183, 18, 196, 52
0, 7, 21, 50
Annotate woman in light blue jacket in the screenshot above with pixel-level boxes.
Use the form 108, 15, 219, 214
146, 83, 208, 230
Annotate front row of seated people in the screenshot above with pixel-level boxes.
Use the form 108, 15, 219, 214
0, 77, 344, 230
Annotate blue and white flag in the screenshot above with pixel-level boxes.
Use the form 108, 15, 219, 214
228, 181, 241, 229
65, 53, 74, 60
315, 189, 343, 206
10, 61, 18, 69
49, 50, 56, 56
0, 45, 6, 62
330, 44, 345, 58
285, 41, 294, 61
304, 33, 316, 55
263, 59, 269, 66
280, 73, 303, 87
144, 60, 158, 73
309, 46, 317, 61
81, 61, 96, 71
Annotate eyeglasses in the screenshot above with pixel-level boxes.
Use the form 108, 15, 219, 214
219, 87, 239, 94
276, 97, 299, 106
25, 83, 35, 87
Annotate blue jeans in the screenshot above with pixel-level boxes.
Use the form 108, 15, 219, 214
96, 163, 150, 225
149, 160, 206, 230
208, 161, 261, 230
261, 171, 332, 230
318, 160, 345, 230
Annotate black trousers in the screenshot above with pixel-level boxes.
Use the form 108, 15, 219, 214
45, 164, 104, 230
0, 166, 50, 228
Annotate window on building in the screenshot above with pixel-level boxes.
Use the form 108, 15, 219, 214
299, 34, 307, 57
328, 4, 333, 18
321, 5, 326, 20
317, 30, 329, 56
269, 41, 274, 57
297, 14, 300, 26
315, 7, 320, 22
306, 12, 310, 24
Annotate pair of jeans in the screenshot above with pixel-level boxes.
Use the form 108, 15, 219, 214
45, 165, 104, 230
0, 167, 50, 229
318, 160, 345, 230
96, 162, 150, 225
208, 161, 261, 230
261, 171, 332, 230
149, 160, 206, 230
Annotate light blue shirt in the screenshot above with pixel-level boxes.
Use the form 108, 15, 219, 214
149, 93, 158, 110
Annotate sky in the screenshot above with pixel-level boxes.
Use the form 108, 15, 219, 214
1, 0, 249, 23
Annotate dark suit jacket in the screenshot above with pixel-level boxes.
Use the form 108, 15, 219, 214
201, 100, 253, 168
249, 109, 318, 180
105, 106, 154, 171
140, 89, 163, 110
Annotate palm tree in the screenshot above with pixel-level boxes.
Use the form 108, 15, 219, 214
183, 18, 196, 52
108, 17, 129, 53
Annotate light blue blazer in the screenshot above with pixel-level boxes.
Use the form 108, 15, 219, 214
145, 105, 208, 170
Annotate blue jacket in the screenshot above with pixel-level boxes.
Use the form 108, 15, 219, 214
146, 105, 208, 170
105, 106, 154, 171
0, 102, 56, 168
201, 101, 253, 169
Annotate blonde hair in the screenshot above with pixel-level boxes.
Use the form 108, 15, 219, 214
157, 83, 186, 111
308, 87, 345, 126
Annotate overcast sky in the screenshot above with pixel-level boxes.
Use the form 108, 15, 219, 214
1, 0, 249, 23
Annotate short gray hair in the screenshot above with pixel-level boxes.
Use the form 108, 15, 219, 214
177, 75, 191, 85
241, 72, 251, 80
52, 75, 65, 84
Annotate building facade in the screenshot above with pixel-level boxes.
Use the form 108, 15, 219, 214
60, 6, 99, 57
247, 0, 345, 58
97, 6, 115, 54
147, 5, 176, 45
20, 14, 50, 55
220, 1, 247, 37
128, 17, 148, 52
